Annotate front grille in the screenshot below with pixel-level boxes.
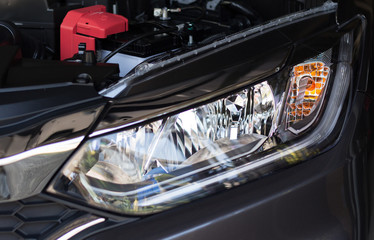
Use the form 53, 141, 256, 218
0, 196, 86, 240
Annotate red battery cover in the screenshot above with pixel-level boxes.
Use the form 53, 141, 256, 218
60, 5, 128, 60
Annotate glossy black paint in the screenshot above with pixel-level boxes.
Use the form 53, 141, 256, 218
337, 1, 374, 239
82, 95, 369, 240
0, 0, 372, 239
76, 5, 373, 240
95, 11, 338, 133
0, 84, 106, 158
83, 125, 358, 239
337, 0, 374, 95
81, 31, 372, 238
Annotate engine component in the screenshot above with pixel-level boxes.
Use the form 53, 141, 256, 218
0, 46, 22, 87
99, 50, 148, 77
0, 0, 79, 59
154, 7, 182, 20
60, 5, 128, 60
116, 0, 151, 21
207, 0, 222, 10
174, 0, 197, 4
4, 59, 119, 90
101, 28, 181, 59
0, 21, 21, 46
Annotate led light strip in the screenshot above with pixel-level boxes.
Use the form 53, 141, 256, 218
0, 136, 84, 203
57, 218, 105, 240
0, 137, 84, 166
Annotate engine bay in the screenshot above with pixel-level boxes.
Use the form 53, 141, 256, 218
0, 0, 326, 91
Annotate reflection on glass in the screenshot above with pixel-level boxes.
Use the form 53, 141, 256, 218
57, 49, 335, 215
51, 48, 338, 215
60, 82, 275, 214
285, 60, 331, 134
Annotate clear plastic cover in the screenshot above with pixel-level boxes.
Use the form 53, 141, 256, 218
49, 44, 348, 215
54, 82, 276, 214
286, 61, 331, 133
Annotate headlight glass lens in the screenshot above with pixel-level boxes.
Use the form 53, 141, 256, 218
56, 82, 276, 214
49, 34, 352, 215
77, 83, 274, 184
286, 60, 331, 133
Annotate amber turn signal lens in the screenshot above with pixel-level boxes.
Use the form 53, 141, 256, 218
287, 61, 330, 126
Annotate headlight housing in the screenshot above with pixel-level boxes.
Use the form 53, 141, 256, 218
48, 33, 352, 216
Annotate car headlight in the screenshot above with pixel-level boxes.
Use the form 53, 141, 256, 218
48, 33, 352, 216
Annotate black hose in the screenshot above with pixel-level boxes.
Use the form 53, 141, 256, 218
133, 21, 168, 29
174, 6, 206, 23
100, 27, 178, 63
200, 19, 231, 29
